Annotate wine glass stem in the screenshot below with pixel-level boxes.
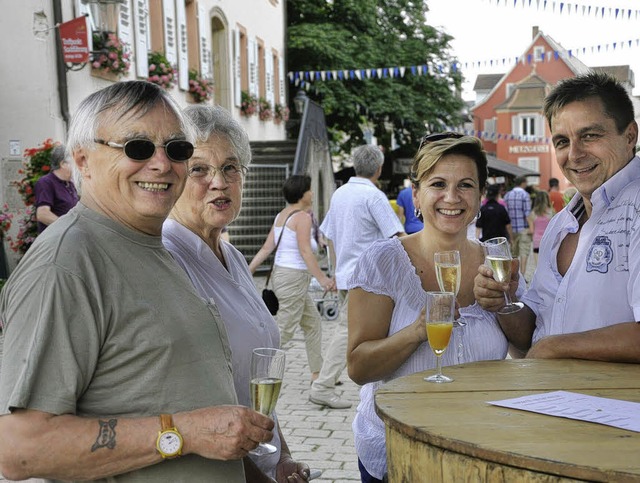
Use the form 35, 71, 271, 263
435, 355, 443, 377
503, 291, 514, 307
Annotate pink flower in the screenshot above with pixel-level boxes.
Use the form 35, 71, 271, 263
149, 64, 156, 72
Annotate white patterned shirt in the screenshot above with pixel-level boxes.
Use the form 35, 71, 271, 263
522, 156, 640, 343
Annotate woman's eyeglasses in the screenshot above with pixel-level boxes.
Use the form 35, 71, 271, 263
418, 132, 464, 151
94, 138, 194, 163
187, 163, 248, 184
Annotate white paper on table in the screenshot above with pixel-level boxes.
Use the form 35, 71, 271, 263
487, 390, 640, 432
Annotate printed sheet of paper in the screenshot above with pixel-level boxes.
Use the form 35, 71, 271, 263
488, 391, 640, 432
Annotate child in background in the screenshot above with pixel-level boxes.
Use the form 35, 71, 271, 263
527, 190, 554, 265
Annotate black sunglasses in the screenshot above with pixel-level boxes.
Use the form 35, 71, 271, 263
418, 132, 464, 150
94, 138, 194, 163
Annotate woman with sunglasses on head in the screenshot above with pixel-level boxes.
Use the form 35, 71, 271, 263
162, 105, 311, 483
249, 175, 336, 384
346, 134, 524, 483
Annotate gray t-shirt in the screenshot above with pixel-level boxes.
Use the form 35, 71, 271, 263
0, 203, 244, 482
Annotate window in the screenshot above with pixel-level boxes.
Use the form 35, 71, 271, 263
513, 113, 543, 140
483, 118, 497, 140
533, 46, 544, 62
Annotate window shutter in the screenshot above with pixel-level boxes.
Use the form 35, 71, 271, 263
233, 29, 241, 107
511, 115, 519, 136
197, 3, 212, 79
175, 0, 188, 90
162, 0, 177, 66
117, 0, 132, 58
266, 49, 274, 105
278, 56, 285, 105
133, 0, 149, 77
248, 37, 257, 97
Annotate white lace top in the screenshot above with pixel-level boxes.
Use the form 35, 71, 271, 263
347, 237, 514, 480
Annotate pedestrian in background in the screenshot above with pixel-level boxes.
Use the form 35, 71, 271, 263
34, 144, 79, 233
311, 145, 405, 409
395, 181, 423, 234
476, 184, 512, 242
527, 190, 554, 267
503, 175, 532, 275
250, 174, 335, 386
548, 177, 565, 213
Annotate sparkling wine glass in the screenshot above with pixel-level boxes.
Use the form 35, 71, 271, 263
482, 237, 524, 315
424, 291, 455, 383
434, 250, 465, 328
249, 347, 286, 456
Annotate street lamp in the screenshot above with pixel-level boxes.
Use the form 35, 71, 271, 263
293, 89, 308, 115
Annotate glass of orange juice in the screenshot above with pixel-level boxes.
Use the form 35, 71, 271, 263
424, 291, 455, 383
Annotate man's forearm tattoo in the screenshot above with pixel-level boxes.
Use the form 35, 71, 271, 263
91, 419, 118, 452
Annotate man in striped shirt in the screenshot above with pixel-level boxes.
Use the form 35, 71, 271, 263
503, 176, 532, 275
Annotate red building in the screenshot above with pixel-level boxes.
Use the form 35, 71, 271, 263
470, 26, 636, 191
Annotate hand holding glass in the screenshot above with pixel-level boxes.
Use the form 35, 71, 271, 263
424, 291, 455, 383
482, 237, 524, 314
249, 347, 286, 456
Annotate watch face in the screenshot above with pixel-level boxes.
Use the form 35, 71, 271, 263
159, 431, 182, 455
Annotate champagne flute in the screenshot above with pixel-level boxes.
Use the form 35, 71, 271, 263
434, 250, 465, 328
249, 347, 286, 456
482, 237, 524, 314
424, 291, 455, 383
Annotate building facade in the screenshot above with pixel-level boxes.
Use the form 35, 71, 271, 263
470, 26, 639, 191
0, 0, 287, 267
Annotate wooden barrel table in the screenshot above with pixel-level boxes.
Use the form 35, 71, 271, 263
375, 359, 640, 482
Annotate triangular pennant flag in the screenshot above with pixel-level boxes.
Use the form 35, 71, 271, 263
332, 70, 337, 79
399, 66, 406, 77
320, 71, 326, 81
365, 69, 371, 79
355, 70, 361, 80
377, 68, 383, 78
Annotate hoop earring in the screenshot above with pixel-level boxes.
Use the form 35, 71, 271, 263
476, 210, 482, 220
414, 208, 422, 221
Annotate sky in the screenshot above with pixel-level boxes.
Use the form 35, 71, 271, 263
425, 0, 640, 100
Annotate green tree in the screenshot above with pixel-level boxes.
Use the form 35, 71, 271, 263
287, 0, 465, 155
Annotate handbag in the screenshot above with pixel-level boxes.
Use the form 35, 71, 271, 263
261, 210, 301, 315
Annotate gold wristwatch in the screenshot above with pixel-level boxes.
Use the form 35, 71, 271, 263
156, 414, 183, 459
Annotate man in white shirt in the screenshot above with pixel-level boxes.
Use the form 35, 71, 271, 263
474, 72, 640, 363
310, 145, 405, 408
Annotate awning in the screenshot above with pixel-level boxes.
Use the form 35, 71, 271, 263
487, 155, 539, 177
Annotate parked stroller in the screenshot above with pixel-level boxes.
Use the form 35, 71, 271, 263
308, 244, 339, 320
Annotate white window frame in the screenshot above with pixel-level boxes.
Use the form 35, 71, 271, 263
175, 0, 188, 90
162, 0, 177, 66
133, 0, 149, 77
533, 46, 545, 62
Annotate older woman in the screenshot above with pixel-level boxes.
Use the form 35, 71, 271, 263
162, 105, 309, 483
347, 134, 524, 483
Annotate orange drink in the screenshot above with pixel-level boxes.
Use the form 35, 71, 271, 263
426, 322, 453, 355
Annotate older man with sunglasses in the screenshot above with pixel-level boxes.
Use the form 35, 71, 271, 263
0, 81, 274, 482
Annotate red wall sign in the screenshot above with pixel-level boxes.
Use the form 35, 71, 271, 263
59, 16, 90, 64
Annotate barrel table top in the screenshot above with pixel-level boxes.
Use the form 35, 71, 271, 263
375, 359, 640, 482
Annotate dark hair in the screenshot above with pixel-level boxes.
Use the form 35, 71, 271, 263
549, 177, 559, 188
283, 175, 311, 204
514, 175, 527, 186
543, 72, 635, 133
50, 145, 66, 170
486, 184, 500, 199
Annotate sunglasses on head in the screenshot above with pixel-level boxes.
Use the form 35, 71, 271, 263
418, 132, 464, 150
94, 138, 194, 163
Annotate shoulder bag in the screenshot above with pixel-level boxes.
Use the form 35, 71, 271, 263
261, 210, 301, 315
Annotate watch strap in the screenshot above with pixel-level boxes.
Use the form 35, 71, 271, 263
160, 413, 174, 431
